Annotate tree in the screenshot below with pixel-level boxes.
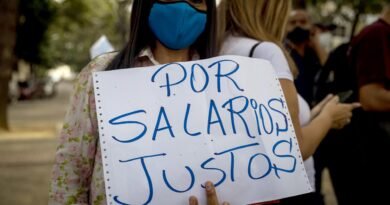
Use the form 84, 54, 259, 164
0, 0, 55, 131
41, 0, 122, 71
16, 0, 55, 66
0, 0, 20, 131
116, 0, 132, 44
305, 0, 389, 38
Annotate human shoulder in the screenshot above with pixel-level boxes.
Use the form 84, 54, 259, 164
251, 41, 285, 60
222, 35, 283, 56
85, 52, 118, 73
367, 19, 390, 34
221, 35, 258, 56
221, 35, 293, 80
226, 35, 259, 45
76, 52, 118, 84
355, 20, 388, 44
252, 41, 293, 81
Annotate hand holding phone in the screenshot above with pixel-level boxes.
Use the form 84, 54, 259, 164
336, 90, 354, 103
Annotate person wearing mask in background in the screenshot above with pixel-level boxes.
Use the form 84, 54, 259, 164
218, 0, 360, 204
48, 0, 230, 204
348, 2, 390, 204
285, 7, 329, 106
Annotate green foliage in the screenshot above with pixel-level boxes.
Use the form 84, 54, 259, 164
306, 0, 388, 14
16, 0, 56, 65
41, 0, 123, 71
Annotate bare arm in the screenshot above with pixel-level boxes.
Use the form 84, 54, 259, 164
301, 111, 333, 158
49, 71, 97, 205
279, 79, 306, 158
302, 96, 360, 157
281, 80, 360, 159
359, 83, 390, 112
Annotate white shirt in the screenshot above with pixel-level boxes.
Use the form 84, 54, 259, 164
221, 34, 316, 190
298, 94, 316, 190
220, 35, 294, 81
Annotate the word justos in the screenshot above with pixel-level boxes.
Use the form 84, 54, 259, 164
106, 59, 298, 205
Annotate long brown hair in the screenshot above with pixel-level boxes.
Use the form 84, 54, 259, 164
219, 0, 298, 77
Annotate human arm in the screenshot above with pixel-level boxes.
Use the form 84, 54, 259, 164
252, 42, 320, 160
49, 64, 99, 205
310, 94, 333, 120
279, 79, 305, 158
355, 26, 390, 111
359, 83, 390, 112
301, 96, 361, 157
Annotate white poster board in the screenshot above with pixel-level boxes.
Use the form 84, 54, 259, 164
93, 55, 312, 205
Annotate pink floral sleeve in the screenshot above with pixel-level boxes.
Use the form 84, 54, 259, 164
49, 55, 114, 205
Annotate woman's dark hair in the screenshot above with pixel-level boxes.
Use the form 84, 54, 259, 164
106, 0, 217, 70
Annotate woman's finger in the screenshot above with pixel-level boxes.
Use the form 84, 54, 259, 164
189, 196, 199, 205
331, 95, 340, 103
351, 102, 361, 109
321, 94, 334, 105
205, 181, 220, 205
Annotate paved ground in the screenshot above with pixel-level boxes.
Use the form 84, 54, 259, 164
0, 81, 71, 205
0, 138, 57, 205
0, 81, 338, 205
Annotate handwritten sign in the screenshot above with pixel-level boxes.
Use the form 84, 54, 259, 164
93, 55, 312, 205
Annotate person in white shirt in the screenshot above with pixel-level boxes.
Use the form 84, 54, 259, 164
218, 0, 360, 204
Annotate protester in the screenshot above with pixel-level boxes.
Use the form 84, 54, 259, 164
285, 7, 328, 106
48, 0, 222, 204
219, 0, 359, 160
306, 3, 390, 205
309, 42, 359, 205
218, 1, 359, 204
348, 2, 390, 204
218, 0, 303, 163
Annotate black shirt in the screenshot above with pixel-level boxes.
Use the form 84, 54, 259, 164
290, 46, 322, 106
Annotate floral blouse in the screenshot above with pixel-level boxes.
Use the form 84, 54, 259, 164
49, 49, 165, 205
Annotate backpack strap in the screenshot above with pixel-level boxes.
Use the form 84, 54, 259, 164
249, 42, 262, 57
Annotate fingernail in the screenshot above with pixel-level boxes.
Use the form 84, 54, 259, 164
205, 181, 213, 191
189, 197, 196, 205
222, 202, 230, 205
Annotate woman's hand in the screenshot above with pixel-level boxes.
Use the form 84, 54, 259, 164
311, 94, 334, 120
319, 96, 361, 129
189, 181, 230, 205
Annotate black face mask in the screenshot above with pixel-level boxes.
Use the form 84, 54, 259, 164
286, 27, 310, 44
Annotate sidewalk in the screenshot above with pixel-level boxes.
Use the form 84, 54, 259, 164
0, 82, 71, 205
0, 135, 57, 205
0, 128, 57, 141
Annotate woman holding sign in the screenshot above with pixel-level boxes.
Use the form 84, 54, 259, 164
219, 0, 360, 204
49, 0, 227, 205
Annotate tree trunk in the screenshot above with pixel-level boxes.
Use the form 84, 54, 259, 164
0, 0, 19, 131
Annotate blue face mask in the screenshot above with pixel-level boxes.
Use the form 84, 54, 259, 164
148, 1, 207, 50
